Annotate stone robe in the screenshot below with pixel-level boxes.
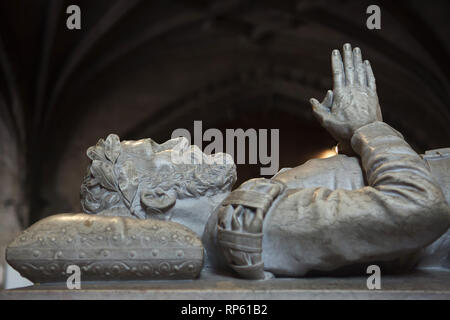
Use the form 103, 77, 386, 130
259, 122, 450, 276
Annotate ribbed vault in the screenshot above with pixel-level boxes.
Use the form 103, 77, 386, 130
0, 0, 449, 225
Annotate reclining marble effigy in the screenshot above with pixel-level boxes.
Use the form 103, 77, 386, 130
7, 136, 236, 282
6, 44, 450, 283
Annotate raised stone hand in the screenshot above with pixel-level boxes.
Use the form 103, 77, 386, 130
310, 43, 382, 145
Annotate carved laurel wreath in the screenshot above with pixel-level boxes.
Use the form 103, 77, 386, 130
86, 134, 141, 216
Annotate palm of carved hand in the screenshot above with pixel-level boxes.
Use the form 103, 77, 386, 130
311, 44, 382, 143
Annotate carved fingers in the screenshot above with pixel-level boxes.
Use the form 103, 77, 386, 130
243, 208, 264, 234
322, 89, 334, 108
353, 47, 366, 87
231, 205, 244, 230
331, 43, 376, 91
331, 49, 344, 90
310, 43, 381, 143
343, 43, 355, 86
217, 203, 233, 229
310, 90, 333, 128
218, 178, 284, 235
220, 204, 263, 234
216, 179, 284, 279
365, 60, 376, 91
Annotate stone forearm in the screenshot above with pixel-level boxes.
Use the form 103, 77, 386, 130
262, 122, 449, 276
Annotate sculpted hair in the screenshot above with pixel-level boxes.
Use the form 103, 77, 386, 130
80, 168, 123, 213
80, 134, 236, 217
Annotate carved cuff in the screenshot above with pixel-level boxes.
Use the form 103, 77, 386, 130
351, 121, 404, 156
216, 178, 284, 279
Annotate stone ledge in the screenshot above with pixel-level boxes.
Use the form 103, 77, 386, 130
1, 269, 449, 300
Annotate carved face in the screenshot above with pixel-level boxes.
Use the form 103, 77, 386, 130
80, 134, 236, 236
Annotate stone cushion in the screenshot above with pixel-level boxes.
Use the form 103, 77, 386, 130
6, 213, 204, 283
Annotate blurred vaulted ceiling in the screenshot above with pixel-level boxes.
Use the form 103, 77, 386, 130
0, 0, 449, 223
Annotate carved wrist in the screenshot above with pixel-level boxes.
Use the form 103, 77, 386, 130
216, 178, 285, 279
